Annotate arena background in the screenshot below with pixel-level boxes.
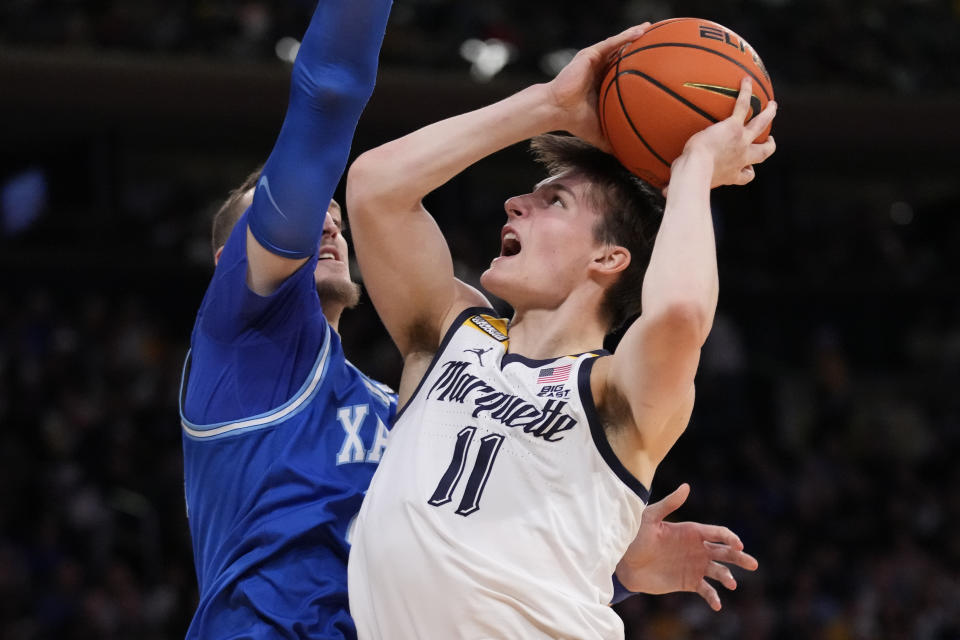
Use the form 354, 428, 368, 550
1, 1, 959, 638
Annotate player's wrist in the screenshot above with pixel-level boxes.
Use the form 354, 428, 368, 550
670, 143, 715, 183
531, 82, 571, 132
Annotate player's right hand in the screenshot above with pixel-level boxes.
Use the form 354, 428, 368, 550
544, 23, 651, 152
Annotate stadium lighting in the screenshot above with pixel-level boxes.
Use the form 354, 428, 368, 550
540, 49, 577, 77
890, 201, 914, 225
275, 37, 301, 64
459, 38, 515, 82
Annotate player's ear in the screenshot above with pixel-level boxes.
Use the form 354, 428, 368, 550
214, 246, 225, 266
589, 245, 630, 277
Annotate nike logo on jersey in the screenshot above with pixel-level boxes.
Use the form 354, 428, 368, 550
427, 360, 577, 442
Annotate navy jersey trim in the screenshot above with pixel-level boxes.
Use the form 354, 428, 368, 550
179, 324, 333, 440
393, 306, 496, 424
577, 356, 650, 502
501, 349, 610, 369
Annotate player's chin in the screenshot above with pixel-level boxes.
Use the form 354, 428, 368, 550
316, 274, 361, 309
479, 265, 503, 291
479, 266, 516, 303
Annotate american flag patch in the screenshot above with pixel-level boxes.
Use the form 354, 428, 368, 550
537, 363, 572, 384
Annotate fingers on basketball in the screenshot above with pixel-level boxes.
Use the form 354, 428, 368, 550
599, 18, 774, 188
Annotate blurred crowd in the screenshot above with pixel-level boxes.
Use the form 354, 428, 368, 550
0, 289, 195, 638
1, 0, 959, 91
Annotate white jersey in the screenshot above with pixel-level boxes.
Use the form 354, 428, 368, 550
349, 308, 649, 640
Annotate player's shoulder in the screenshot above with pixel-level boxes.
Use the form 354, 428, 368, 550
430, 281, 497, 346
458, 309, 509, 344
344, 360, 397, 409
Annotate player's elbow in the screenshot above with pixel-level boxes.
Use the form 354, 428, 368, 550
292, 64, 374, 115
649, 299, 714, 348
347, 149, 411, 218
346, 151, 382, 215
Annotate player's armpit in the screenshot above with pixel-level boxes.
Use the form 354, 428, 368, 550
594, 308, 704, 469
347, 162, 489, 357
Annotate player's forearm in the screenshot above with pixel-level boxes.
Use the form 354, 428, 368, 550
292, 0, 391, 110
349, 84, 561, 214
639, 147, 719, 339
248, 0, 392, 259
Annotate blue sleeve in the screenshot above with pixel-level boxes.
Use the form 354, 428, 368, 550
248, 0, 393, 258
184, 209, 328, 424
197, 208, 322, 343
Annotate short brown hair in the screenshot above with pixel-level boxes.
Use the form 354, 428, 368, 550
211, 166, 262, 255
529, 134, 665, 332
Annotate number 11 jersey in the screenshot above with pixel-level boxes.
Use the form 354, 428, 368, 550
349, 307, 650, 640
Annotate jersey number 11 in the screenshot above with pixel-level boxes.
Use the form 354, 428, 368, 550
428, 426, 504, 516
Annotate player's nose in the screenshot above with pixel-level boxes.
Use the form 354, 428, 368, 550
504, 194, 528, 219
322, 211, 339, 237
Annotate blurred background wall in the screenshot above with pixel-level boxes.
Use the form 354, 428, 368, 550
0, 1, 959, 638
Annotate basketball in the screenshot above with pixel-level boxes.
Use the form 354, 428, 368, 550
599, 18, 774, 188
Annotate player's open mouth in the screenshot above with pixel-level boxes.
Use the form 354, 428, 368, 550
318, 247, 341, 262
500, 229, 521, 258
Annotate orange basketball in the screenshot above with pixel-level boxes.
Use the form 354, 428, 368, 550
599, 18, 774, 188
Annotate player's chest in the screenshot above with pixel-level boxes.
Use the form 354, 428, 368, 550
420, 355, 582, 445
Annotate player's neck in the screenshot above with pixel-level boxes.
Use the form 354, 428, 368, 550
507, 298, 606, 360
322, 303, 344, 333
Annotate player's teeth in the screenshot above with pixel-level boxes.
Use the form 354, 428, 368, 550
504, 232, 517, 241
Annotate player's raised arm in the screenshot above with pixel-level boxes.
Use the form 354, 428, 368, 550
243, 0, 392, 296
347, 24, 652, 356
598, 79, 777, 472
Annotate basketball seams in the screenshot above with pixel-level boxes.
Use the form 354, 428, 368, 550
619, 42, 772, 100
600, 19, 773, 187
617, 69, 721, 126
599, 60, 619, 140
612, 59, 671, 170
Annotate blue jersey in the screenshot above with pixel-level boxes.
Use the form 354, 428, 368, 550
179, 211, 396, 639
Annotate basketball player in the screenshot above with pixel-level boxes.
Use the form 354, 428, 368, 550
346, 20, 777, 639
177, 0, 396, 637
180, 6, 755, 636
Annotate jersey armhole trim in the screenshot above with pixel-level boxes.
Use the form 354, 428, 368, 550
178, 323, 333, 440
393, 306, 496, 424
577, 356, 651, 503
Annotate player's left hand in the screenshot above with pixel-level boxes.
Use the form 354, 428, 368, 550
614, 483, 758, 611
545, 23, 651, 152
679, 76, 777, 190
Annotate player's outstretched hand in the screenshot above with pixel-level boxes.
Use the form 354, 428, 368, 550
545, 23, 651, 152
614, 483, 758, 611
679, 77, 777, 190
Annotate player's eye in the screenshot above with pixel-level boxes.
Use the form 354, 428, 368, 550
550, 194, 564, 208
